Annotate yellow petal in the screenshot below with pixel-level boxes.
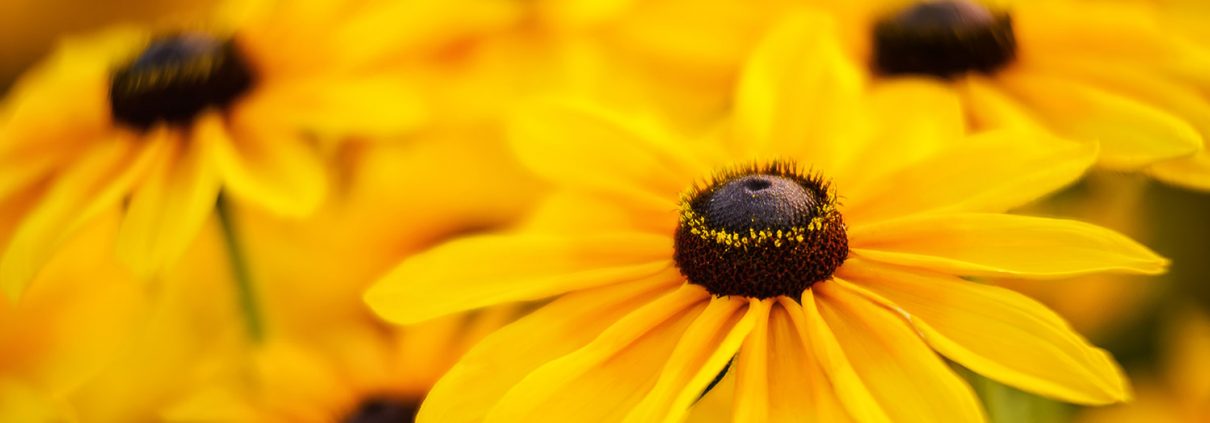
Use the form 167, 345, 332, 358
1027, 57, 1210, 143
417, 279, 676, 423
509, 100, 711, 213
849, 213, 1168, 278
733, 299, 853, 423
731, 10, 864, 170
0, 27, 135, 154
796, 292, 892, 423
843, 78, 965, 190
240, 76, 428, 140
625, 297, 761, 423
485, 285, 709, 422
202, 113, 327, 217
331, 0, 518, 67
837, 261, 1130, 404
1149, 151, 1210, 191
957, 75, 1047, 131
1014, 1, 1208, 73
1, 132, 158, 298
117, 128, 221, 277
0, 211, 144, 396
814, 282, 987, 423
996, 69, 1201, 169
366, 232, 674, 325
844, 130, 1096, 223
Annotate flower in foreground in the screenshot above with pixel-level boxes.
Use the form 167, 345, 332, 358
0, 0, 490, 297
366, 14, 1168, 423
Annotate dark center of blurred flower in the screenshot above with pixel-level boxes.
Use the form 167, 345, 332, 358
110, 33, 255, 129
873, 0, 1016, 78
673, 162, 848, 299
343, 397, 419, 423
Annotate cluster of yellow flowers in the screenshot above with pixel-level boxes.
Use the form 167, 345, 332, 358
2, 0, 1208, 422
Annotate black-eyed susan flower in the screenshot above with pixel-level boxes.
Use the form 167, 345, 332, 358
0, 0, 480, 297
791, 0, 1210, 190
366, 14, 1168, 422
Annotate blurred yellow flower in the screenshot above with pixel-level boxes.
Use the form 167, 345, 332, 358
366, 14, 1166, 423
0, 0, 462, 297
795, 0, 1210, 190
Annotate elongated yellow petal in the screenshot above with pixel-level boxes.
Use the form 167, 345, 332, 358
417, 279, 676, 423
958, 75, 1047, 131
626, 297, 761, 423
241, 76, 428, 140
734, 299, 853, 423
1015, 1, 1210, 73
117, 128, 221, 277
850, 213, 1168, 278
842, 78, 964, 190
509, 100, 711, 213
795, 293, 891, 423
814, 282, 987, 423
0, 211, 144, 395
844, 130, 1096, 223
1, 132, 159, 298
996, 69, 1201, 169
204, 113, 326, 218
366, 232, 674, 324
1149, 151, 1210, 191
1028, 57, 1210, 142
331, 0, 518, 67
837, 261, 1130, 404
485, 285, 709, 422
731, 10, 864, 171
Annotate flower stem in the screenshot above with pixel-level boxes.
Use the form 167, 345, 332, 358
216, 194, 265, 343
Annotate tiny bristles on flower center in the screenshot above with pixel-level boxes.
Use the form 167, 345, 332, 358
673, 161, 848, 299
110, 32, 255, 129
873, 0, 1017, 78
343, 396, 419, 423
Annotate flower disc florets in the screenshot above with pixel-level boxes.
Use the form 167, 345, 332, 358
673, 162, 848, 299
344, 397, 419, 423
110, 33, 255, 129
873, 0, 1017, 78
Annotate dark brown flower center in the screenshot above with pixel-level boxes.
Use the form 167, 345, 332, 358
110, 33, 255, 129
343, 397, 419, 423
673, 162, 847, 299
873, 0, 1016, 78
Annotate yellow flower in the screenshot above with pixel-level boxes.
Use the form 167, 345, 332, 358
1078, 307, 1210, 423
0, 0, 467, 297
791, 0, 1210, 189
366, 14, 1168, 422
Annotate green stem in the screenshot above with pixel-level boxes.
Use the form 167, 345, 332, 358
216, 194, 265, 343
